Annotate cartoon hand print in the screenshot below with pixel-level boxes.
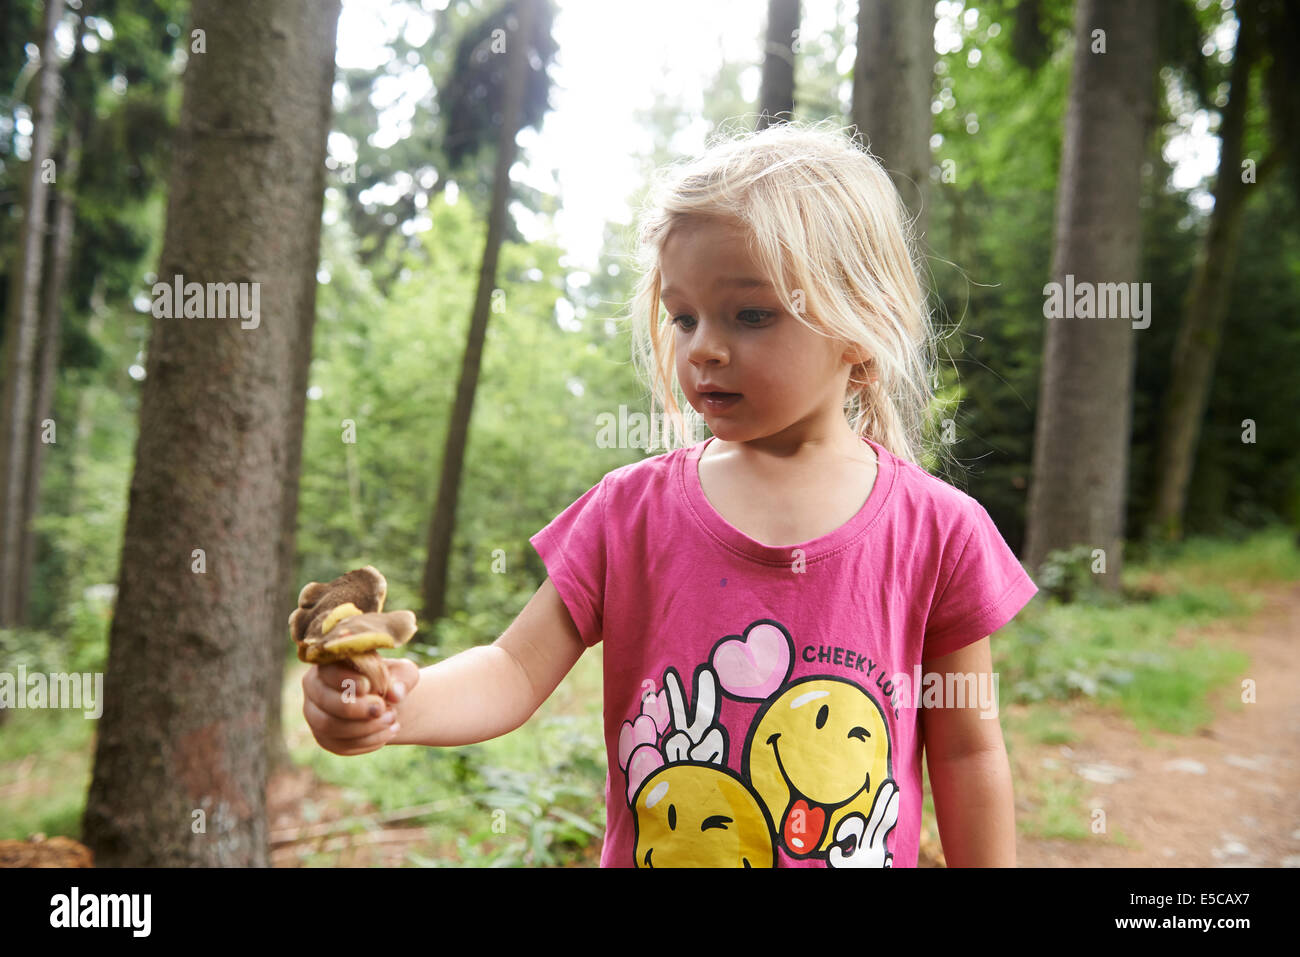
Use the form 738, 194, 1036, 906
626, 664, 776, 867
663, 666, 725, 764
827, 779, 899, 868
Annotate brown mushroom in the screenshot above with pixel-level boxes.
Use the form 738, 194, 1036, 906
288, 566, 417, 699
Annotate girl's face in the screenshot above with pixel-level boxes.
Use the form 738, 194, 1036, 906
659, 218, 859, 452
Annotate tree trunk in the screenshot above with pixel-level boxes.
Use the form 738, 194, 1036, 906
0, 0, 64, 627
18, 121, 82, 627
758, 0, 799, 129
266, 216, 318, 775
422, 0, 536, 623
852, 0, 934, 244
1023, 0, 1158, 586
81, 0, 340, 866
1148, 0, 1258, 540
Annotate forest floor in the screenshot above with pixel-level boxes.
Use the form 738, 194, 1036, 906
1007, 579, 1300, 868
266, 754, 603, 867
267, 580, 1300, 868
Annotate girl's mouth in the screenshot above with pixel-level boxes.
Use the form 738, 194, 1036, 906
701, 392, 742, 412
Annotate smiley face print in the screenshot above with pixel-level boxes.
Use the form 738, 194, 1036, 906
632, 762, 776, 868
743, 677, 893, 862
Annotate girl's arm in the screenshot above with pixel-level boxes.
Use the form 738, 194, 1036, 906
388, 577, 587, 747
919, 635, 1016, 867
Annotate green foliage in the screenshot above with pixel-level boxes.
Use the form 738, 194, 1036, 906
299, 186, 644, 634
1114, 639, 1245, 735
0, 707, 95, 841
26, 311, 145, 630
443, 757, 606, 867
994, 527, 1290, 732
3, 0, 179, 637
292, 703, 605, 866
1140, 525, 1300, 580
1030, 544, 1105, 604
1005, 707, 1078, 747
0, 604, 109, 679
1021, 772, 1093, 841
923, 2, 1300, 550
406, 679, 607, 866
439, 0, 557, 173
924, 4, 1073, 546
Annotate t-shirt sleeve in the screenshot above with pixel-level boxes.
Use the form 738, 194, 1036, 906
923, 497, 1039, 661
528, 478, 608, 648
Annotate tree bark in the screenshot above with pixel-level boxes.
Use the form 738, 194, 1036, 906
266, 196, 319, 774
1024, 0, 1158, 586
1148, 0, 1258, 540
0, 0, 64, 627
758, 0, 799, 129
81, 0, 340, 866
852, 0, 934, 244
422, 0, 536, 623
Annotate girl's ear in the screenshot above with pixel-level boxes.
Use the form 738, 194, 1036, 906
841, 344, 872, 367
842, 347, 879, 386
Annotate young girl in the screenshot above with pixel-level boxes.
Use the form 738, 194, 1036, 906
301, 121, 1038, 868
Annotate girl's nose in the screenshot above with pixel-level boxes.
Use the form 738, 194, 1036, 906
687, 318, 729, 364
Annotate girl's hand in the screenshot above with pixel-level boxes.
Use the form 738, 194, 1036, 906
301, 659, 421, 755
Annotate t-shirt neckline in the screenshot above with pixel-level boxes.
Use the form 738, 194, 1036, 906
680, 433, 897, 565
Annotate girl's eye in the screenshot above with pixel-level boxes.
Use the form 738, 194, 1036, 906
670, 310, 771, 329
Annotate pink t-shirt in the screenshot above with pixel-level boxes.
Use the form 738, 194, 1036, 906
529, 434, 1038, 868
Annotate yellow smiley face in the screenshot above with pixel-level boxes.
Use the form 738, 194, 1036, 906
744, 678, 891, 858
632, 763, 776, 868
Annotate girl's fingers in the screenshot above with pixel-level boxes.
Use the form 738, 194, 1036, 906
303, 665, 385, 721
317, 661, 371, 696
328, 722, 401, 756
382, 658, 421, 703
303, 695, 396, 743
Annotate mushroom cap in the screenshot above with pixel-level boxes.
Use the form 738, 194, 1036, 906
301, 609, 418, 664
290, 566, 386, 643
289, 566, 416, 664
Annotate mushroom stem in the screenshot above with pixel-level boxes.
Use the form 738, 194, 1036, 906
347, 651, 390, 699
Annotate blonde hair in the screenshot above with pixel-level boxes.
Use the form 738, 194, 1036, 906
627, 118, 940, 468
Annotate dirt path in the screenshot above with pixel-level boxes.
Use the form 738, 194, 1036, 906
1009, 581, 1300, 867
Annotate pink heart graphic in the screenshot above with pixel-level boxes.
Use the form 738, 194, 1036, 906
640, 690, 670, 735
626, 744, 664, 804
618, 714, 658, 770
711, 622, 793, 700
